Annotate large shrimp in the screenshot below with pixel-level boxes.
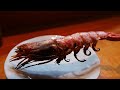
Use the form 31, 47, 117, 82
10, 31, 120, 69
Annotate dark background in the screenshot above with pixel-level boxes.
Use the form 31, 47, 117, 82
0, 11, 120, 37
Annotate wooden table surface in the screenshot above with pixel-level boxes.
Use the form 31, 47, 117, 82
0, 16, 120, 79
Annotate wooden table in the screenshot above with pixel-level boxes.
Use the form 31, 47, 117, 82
0, 16, 120, 79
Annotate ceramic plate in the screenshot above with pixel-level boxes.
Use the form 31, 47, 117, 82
4, 35, 100, 79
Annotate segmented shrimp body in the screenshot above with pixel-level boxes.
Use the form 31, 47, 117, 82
10, 31, 120, 69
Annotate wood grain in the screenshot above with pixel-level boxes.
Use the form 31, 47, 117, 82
0, 16, 120, 79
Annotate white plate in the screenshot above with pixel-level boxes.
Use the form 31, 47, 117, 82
4, 35, 100, 79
